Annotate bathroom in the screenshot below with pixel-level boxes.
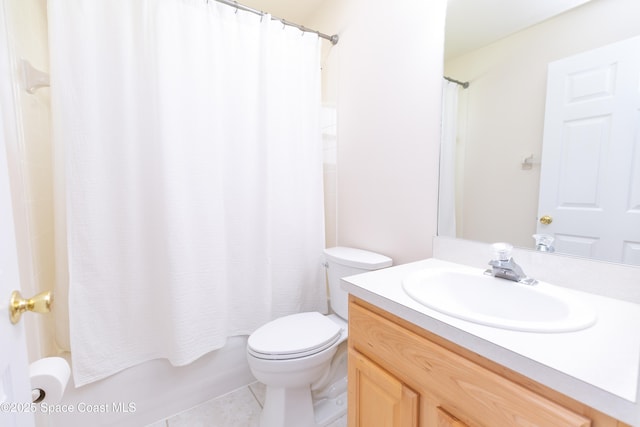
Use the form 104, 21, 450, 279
0, 0, 639, 426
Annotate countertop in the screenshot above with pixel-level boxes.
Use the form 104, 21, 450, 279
341, 258, 640, 426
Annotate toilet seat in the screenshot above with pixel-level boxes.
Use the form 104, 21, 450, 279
248, 312, 343, 360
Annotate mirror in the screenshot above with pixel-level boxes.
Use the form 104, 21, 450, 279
441, 0, 640, 266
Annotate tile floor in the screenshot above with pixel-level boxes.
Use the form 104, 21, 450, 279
147, 382, 347, 427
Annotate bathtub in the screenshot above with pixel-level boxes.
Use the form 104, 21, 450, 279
40, 336, 254, 427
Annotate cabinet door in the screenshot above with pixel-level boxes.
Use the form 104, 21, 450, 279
437, 407, 469, 427
348, 349, 419, 427
349, 301, 592, 427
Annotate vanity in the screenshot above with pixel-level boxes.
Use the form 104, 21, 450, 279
342, 250, 640, 427
340, 2, 640, 425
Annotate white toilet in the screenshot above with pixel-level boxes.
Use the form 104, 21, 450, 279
247, 247, 392, 427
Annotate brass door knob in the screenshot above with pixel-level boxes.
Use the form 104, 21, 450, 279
539, 215, 553, 225
9, 290, 53, 324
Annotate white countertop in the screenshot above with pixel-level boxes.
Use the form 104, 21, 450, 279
341, 258, 640, 426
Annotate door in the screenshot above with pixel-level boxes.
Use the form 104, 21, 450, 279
0, 1, 35, 426
348, 349, 419, 427
537, 35, 640, 265
0, 109, 35, 427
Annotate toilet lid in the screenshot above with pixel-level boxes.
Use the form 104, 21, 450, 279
248, 312, 343, 360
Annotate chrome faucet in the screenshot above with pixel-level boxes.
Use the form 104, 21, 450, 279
485, 243, 537, 285
533, 234, 555, 253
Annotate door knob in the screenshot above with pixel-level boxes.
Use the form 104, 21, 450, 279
9, 290, 53, 324
539, 215, 553, 225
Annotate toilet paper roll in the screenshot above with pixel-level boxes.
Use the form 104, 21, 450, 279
29, 357, 71, 404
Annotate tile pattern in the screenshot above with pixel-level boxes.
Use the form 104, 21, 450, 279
148, 382, 347, 427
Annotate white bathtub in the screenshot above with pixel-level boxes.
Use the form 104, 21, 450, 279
40, 336, 254, 427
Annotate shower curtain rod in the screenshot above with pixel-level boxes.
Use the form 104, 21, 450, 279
211, 0, 339, 45
444, 76, 469, 89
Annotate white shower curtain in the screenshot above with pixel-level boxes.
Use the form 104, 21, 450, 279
438, 79, 460, 237
48, 0, 327, 387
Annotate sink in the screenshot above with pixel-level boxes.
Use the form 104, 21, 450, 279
402, 269, 597, 332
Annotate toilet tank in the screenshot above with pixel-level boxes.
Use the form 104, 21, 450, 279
323, 247, 392, 320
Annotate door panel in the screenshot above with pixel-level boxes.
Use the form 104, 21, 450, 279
348, 349, 418, 427
538, 35, 640, 265
437, 407, 469, 427
0, 2, 35, 425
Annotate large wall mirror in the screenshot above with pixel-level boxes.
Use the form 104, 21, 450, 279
441, 0, 640, 266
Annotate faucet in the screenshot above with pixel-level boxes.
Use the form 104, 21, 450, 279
485, 243, 537, 285
533, 234, 555, 253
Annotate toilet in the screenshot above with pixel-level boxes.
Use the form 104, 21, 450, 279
247, 247, 392, 427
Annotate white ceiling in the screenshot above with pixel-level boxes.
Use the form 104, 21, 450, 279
235, 0, 592, 59
444, 0, 592, 59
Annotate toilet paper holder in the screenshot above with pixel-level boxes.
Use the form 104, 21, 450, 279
29, 357, 70, 405
9, 290, 53, 324
32, 388, 46, 403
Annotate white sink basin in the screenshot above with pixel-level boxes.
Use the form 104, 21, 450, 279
402, 269, 597, 333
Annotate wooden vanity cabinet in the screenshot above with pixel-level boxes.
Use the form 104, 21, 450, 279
347, 296, 630, 427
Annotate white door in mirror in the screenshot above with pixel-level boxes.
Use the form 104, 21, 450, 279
538, 35, 640, 266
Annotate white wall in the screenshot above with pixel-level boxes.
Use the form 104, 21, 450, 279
311, 0, 447, 265
444, 0, 640, 248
